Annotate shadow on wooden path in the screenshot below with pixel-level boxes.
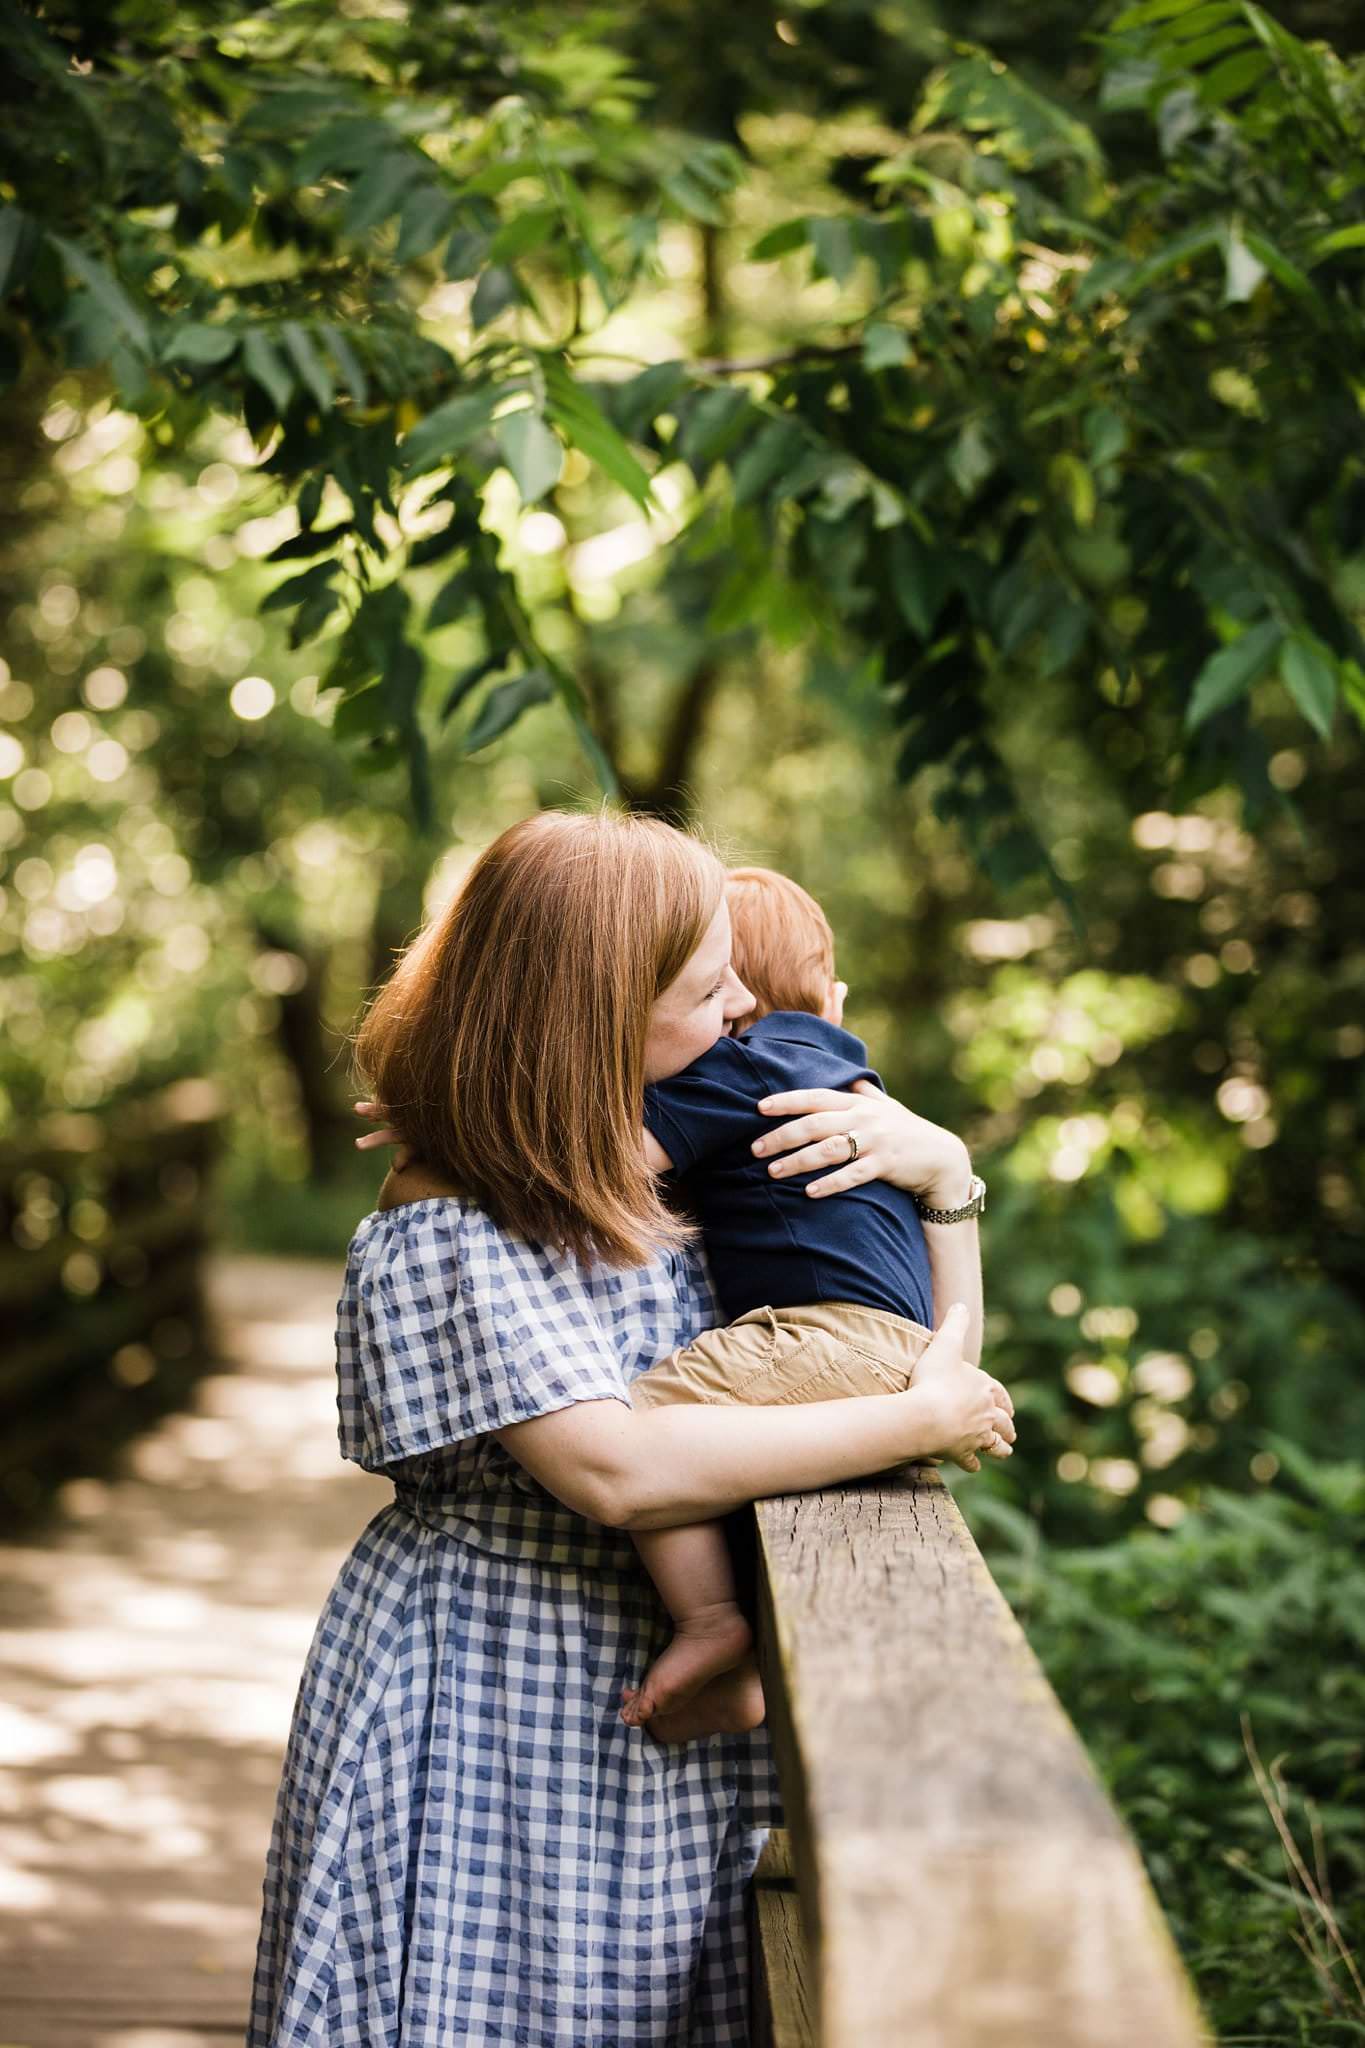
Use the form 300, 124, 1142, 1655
0, 1256, 389, 2048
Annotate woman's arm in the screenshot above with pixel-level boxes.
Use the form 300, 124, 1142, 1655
921, 1214, 983, 1367
495, 1305, 1011, 1530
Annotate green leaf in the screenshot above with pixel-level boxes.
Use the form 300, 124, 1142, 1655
982, 825, 1047, 890
0, 207, 39, 299
496, 409, 563, 503
243, 87, 352, 136
294, 116, 397, 185
320, 323, 370, 407
471, 265, 522, 330
281, 321, 334, 411
267, 521, 354, 562
400, 387, 499, 474
1185, 620, 1282, 727
809, 217, 857, 285
298, 474, 325, 530
564, 700, 619, 795
747, 219, 809, 261
1084, 406, 1128, 468
1114, 0, 1219, 25
947, 418, 995, 497
1240, 231, 1320, 307
261, 561, 338, 613
610, 360, 688, 441
542, 356, 652, 508
1040, 601, 1090, 676
427, 567, 476, 630
161, 322, 239, 369
1099, 57, 1162, 111
1123, 222, 1221, 295
862, 322, 912, 373
394, 185, 456, 264
242, 330, 293, 415
445, 227, 490, 279
290, 583, 344, 648
1241, 4, 1340, 117
662, 167, 726, 226
343, 153, 420, 237
1198, 47, 1272, 103
331, 680, 389, 741
1280, 637, 1337, 737
731, 419, 808, 505
439, 654, 506, 723
464, 668, 555, 752
487, 206, 559, 264
49, 235, 150, 354
465, 153, 540, 199
676, 386, 754, 479
1050, 452, 1097, 527
1161, 17, 1250, 68
1309, 223, 1365, 263
888, 530, 953, 641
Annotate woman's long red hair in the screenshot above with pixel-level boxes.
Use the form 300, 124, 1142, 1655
355, 809, 724, 1267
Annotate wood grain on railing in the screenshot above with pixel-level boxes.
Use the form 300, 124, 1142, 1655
749, 1467, 1208, 2048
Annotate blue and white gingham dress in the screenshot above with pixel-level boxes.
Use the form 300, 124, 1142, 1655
247, 1199, 781, 2047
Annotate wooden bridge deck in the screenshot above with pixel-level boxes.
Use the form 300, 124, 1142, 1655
0, 1256, 389, 2048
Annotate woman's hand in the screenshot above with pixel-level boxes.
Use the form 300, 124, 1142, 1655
917, 1364, 1014, 1474
353, 1099, 412, 1169
908, 1305, 1014, 1474
751, 1078, 972, 1203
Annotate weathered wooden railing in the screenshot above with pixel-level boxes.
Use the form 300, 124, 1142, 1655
747, 1467, 1208, 2047
0, 1079, 223, 1525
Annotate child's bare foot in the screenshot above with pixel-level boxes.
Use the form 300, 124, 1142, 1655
620, 1601, 753, 1726
641, 1653, 766, 1743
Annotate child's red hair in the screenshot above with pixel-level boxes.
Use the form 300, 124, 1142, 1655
725, 866, 834, 1023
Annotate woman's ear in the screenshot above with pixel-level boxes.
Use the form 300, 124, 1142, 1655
822, 978, 847, 1027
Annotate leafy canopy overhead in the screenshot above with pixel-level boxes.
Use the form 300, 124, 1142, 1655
2, 0, 1362, 888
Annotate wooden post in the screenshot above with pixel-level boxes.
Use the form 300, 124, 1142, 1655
750, 1468, 1209, 2048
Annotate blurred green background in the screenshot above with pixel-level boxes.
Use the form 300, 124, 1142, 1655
2, 0, 1363, 2037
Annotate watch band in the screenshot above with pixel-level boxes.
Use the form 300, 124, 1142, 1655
914, 1173, 986, 1225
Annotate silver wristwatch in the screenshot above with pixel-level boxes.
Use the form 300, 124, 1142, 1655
914, 1173, 986, 1225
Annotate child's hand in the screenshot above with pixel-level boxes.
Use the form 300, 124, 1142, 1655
353, 1099, 413, 1170
911, 1303, 1014, 1473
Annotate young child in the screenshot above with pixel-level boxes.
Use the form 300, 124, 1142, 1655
619, 866, 1002, 1741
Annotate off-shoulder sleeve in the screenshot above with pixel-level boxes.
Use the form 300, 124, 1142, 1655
336, 1203, 632, 1470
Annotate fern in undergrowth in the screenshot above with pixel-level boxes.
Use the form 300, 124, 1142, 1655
968, 1442, 1365, 2043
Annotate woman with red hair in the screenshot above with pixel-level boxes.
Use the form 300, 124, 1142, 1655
248, 808, 1003, 2047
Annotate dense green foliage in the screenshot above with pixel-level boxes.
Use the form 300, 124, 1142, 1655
3, 0, 1364, 882
978, 1447, 1365, 2040
2, 4, 1363, 2038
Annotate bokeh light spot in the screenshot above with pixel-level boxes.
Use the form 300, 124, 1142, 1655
84, 666, 129, 710
230, 676, 275, 721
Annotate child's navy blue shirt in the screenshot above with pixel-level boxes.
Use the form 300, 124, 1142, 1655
643, 1011, 934, 1327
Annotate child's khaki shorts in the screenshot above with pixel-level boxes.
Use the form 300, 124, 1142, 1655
628, 1300, 936, 1411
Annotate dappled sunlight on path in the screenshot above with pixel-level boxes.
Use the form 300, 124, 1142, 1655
0, 1256, 388, 2048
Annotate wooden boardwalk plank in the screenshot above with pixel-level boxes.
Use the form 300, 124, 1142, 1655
0, 1256, 390, 2048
